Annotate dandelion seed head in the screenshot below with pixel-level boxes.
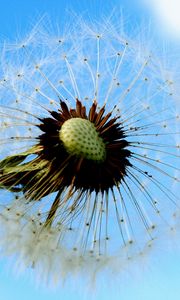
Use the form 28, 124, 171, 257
0, 14, 179, 288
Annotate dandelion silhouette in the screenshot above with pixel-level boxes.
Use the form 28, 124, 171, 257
0, 16, 179, 285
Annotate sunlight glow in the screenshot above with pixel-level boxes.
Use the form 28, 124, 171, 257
145, 0, 180, 37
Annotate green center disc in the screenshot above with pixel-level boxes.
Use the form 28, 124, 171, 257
59, 118, 106, 162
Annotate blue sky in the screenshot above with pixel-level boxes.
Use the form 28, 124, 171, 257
0, 0, 180, 300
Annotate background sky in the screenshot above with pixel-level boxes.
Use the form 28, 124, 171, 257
0, 0, 180, 299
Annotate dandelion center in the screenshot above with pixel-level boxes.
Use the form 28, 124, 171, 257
59, 118, 106, 162
36, 99, 132, 194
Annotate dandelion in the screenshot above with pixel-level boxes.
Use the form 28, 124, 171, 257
0, 16, 179, 286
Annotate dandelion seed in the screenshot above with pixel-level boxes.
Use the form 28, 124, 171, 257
0, 16, 179, 286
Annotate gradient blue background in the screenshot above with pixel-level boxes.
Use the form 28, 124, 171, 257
0, 1, 180, 299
